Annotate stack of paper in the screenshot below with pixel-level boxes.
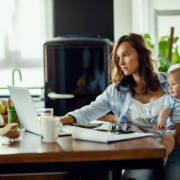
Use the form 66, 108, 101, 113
72, 127, 153, 143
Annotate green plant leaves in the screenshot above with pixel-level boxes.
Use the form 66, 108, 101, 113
172, 46, 180, 64
143, 34, 154, 49
158, 55, 171, 72
174, 37, 179, 43
159, 39, 169, 58
144, 34, 151, 40
142, 34, 180, 72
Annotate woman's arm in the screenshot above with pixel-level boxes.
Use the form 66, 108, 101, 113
59, 114, 119, 125
66, 84, 120, 124
153, 106, 171, 130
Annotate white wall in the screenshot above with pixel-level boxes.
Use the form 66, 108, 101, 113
150, 0, 180, 49
113, 0, 132, 41
114, 0, 180, 49
132, 0, 150, 35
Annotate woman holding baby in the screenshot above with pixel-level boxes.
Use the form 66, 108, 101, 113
59, 33, 180, 180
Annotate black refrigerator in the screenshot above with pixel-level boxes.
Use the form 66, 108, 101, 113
44, 35, 113, 116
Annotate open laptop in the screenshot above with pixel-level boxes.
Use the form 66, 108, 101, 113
8, 86, 75, 136
8, 86, 41, 135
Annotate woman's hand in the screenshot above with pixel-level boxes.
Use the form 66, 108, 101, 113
97, 114, 118, 123
59, 115, 76, 125
168, 124, 180, 148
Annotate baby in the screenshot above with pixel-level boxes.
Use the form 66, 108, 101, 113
153, 63, 180, 165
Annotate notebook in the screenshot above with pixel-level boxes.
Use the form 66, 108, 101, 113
72, 127, 154, 143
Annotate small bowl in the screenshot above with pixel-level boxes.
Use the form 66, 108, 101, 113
0, 127, 25, 141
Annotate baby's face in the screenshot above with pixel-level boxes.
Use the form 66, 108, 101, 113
167, 71, 180, 98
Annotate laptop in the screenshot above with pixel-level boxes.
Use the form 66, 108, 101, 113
8, 86, 41, 135
8, 86, 75, 136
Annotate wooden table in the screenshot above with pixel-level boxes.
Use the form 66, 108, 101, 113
0, 131, 165, 180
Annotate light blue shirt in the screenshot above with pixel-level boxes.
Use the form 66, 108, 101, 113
164, 95, 180, 124
68, 72, 174, 128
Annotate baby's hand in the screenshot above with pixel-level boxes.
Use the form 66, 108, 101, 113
153, 123, 166, 131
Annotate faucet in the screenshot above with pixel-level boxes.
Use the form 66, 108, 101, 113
12, 69, 22, 86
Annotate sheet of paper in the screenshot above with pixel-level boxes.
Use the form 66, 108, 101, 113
93, 122, 112, 130
89, 120, 108, 125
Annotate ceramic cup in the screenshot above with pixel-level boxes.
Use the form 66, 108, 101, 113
39, 108, 53, 139
41, 117, 63, 143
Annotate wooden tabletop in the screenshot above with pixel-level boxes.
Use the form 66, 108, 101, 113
0, 131, 166, 164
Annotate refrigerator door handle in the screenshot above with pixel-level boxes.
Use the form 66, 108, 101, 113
48, 92, 74, 100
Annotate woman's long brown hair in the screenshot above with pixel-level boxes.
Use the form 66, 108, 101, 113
110, 33, 159, 96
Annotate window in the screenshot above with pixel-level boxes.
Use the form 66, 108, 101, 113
0, 0, 53, 97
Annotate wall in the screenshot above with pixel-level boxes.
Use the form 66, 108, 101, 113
113, 0, 180, 58
114, 0, 180, 44
150, 0, 180, 47
53, 0, 180, 56
54, 0, 114, 41
113, 0, 132, 41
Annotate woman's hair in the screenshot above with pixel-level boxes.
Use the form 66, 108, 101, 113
110, 33, 159, 96
168, 63, 180, 74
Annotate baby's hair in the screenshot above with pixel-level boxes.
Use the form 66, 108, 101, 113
168, 63, 180, 74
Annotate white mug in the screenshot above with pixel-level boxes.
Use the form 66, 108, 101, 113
41, 117, 63, 143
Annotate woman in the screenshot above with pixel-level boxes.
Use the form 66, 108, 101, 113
59, 33, 180, 180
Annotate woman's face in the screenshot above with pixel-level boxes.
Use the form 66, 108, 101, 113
116, 41, 140, 76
